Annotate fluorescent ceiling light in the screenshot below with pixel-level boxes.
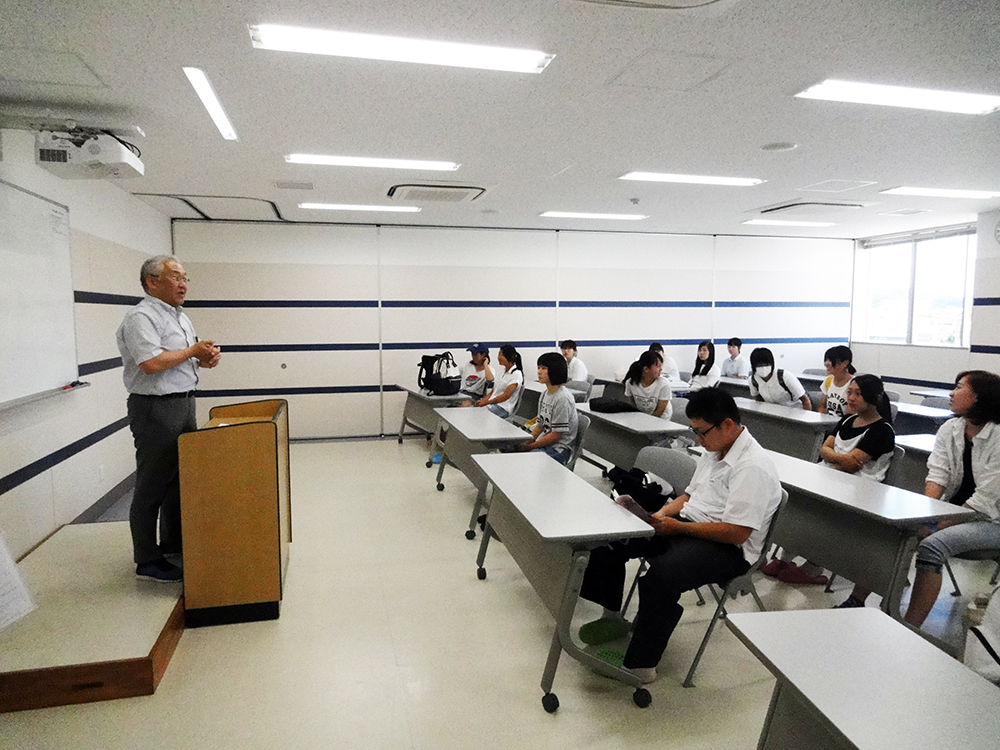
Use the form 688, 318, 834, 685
743, 219, 836, 227
540, 211, 646, 220
182, 67, 239, 140
795, 79, 1000, 115
620, 172, 764, 187
299, 203, 421, 212
249, 24, 554, 74
879, 186, 1000, 199
286, 154, 459, 171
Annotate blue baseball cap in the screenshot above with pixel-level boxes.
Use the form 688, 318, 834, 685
467, 343, 489, 354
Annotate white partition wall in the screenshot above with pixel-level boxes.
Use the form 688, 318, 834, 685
173, 223, 854, 439
555, 231, 716, 378
175, 222, 381, 438
713, 235, 853, 374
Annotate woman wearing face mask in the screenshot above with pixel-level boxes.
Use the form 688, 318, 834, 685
689, 340, 721, 390
747, 348, 812, 410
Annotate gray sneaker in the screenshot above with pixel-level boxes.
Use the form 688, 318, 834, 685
136, 558, 182, 583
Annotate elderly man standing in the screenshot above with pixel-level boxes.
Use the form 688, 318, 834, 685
116, 255, 220, 582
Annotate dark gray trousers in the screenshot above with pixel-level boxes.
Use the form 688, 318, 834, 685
127, 394, 197, 564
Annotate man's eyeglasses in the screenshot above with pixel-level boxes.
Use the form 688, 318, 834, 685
155, 273, 189, 283
691, 423, 719, 440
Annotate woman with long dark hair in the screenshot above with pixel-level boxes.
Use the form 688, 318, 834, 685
689, 340, 720, 390
472, 344, 523, 419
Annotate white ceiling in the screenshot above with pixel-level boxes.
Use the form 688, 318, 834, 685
2, 0, 999, 240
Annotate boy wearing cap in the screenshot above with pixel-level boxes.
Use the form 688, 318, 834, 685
460, 344, 494, 400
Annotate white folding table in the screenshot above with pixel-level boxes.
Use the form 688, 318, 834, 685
734, 397, 840, 462
472, 452, 654, 712
765, 450, 972, 620
727, 608, 1000, 750
576, 402, 691, 471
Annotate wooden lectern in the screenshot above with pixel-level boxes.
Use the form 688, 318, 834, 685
178, 399, 291, 627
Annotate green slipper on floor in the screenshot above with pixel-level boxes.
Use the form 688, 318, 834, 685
594, 649, 625, 667
579, 617, 631, 645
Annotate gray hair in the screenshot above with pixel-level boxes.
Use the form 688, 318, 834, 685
140, 255, 175, 291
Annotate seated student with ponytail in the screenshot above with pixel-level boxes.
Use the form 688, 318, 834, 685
648, 342, 680, 382
624, 350, 673, 421
747, 347, 812, 410
819, 345, 856, 417
764, 374, 896, 589
471, 344, 523, 419
517, 352, 579, 465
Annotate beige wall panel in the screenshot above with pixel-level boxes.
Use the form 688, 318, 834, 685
557, 268, 712, 302
183, 261, 378, 300
0, 475, 56, 560
174, 222, 378, 265
185, 308, 380, 347
50, 430, 135, 525
380, 265, 557, 301
74, 303, 129, 363
380, 307, 556, 346
195, 351, 379, 391
556, 231, 715, 269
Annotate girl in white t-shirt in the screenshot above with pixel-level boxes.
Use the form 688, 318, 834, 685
819, 345, 856, 417
474, 344, 523, 419
689, 340, 721, 390
459, 343, 494, 400
748, 347, 812, 410
623, 350, 673, 421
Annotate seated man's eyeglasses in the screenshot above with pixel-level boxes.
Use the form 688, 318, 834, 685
691, 423, 720, 440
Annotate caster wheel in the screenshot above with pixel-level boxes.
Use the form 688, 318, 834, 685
632, 688, 652, 708
541, 693, 559, 713
397, 438, 403, 445
601, 469, 608, 478
437, 483, 445, 491
465, 529, 476, 540
477, 567, 487, 580
425, 461, 433, 468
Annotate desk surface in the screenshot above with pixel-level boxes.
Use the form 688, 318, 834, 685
577, 402, 690, 435
397, 384, 467, 402
765, 449, 970, 526
727, 609, 1000, 750
896, 433, 936, 455
911, 388, 952, 400
474, 452, 653, 544
433, 407, 532, 442
895, 402, 953, 418
735, 397, 841, 427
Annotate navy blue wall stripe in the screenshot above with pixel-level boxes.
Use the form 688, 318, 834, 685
78, 357, 123, 375
559, 301, 711, 308
382, 341, 554, 351
184, 299, 377, 308
75, 291, 141, 305
198, 385, 382, 397
0, 417, 131, 497
222, 343, 378, 353
714, 301, 849, 308
971, 345, 1000, 355
973, 298, 1000, 306
382, 300, 555, 308
713, 337, 848, 345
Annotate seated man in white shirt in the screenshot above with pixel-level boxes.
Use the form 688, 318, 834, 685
559, 339, 589, 382
721, 337, 751, 379
577, 387, 782, 683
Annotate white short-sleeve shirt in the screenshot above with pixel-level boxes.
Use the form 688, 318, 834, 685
625, 377, 673, 421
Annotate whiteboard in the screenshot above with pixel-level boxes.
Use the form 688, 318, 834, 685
0, 179, 77, 406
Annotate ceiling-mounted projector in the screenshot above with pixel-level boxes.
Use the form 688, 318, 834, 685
35, 130, 144, 179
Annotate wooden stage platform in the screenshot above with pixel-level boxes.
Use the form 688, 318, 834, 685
0, 522, 184, 713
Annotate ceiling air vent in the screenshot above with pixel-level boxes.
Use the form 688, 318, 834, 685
388, 184, 485, 203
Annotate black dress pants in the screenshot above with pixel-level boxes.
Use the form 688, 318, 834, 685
580, 534, 749, 669
127, 394, 197, 564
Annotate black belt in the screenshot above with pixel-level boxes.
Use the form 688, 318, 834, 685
132, 391, 196, 399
